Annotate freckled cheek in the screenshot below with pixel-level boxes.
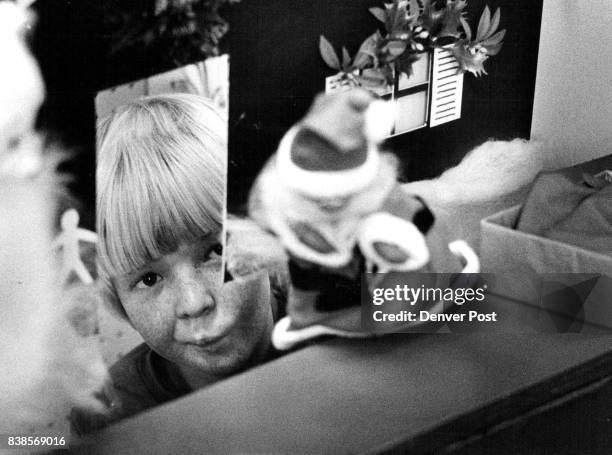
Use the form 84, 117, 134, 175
123, 294, 177, 348
222, 272, 272, 336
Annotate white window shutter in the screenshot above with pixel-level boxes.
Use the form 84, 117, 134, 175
325, 74, 352, 95
430, 48, 463, 127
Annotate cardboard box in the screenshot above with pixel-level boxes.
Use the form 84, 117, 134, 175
480, 205, 612, 332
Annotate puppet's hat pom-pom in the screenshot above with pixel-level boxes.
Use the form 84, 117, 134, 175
364, 100, 396, 144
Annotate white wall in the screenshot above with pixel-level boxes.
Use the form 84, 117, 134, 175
95, 55, 229, 119
532, 0, 612, 168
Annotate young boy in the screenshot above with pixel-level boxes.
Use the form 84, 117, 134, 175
72, 94, 280, 434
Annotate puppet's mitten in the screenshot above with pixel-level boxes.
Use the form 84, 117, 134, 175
358, 184, 435, 273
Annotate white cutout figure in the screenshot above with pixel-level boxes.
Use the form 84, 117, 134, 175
52, 209, 98, 285
595, 170, 612, 184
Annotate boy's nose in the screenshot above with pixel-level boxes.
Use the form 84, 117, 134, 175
175, 279, 217, 319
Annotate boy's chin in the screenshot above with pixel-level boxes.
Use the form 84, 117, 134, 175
181, 343, 259, 379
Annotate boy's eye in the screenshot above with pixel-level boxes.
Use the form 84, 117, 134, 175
135, 272, 162, 289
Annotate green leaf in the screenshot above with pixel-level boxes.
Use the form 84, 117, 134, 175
460, 16, 472, 41
353, 53, 371, 69
319, 35, 341, 70
438, 0, 467, 39
356, 32, 380, 59
397, 51, 420, 78
408, 0, 420, 17
369, 7, 386, 23
483, 42, 503, 56
341, 46, 351, 69
481, 29, 506, 47
353, 31, 381, 68
485, 7, 501, 39
476, 6, 491, 41
392, 2, 408, 33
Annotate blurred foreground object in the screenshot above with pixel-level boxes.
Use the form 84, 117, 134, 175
0, 1, 107, 436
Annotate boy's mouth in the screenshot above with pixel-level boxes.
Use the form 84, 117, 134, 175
186, 333, 229, 350
176, 327, 231, 347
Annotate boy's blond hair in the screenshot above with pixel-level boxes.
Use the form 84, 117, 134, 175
96, 94, 227, 320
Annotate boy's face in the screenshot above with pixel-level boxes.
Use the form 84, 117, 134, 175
113, 232, 274, 378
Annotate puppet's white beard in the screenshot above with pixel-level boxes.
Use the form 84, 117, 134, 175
0, 158, 107, 434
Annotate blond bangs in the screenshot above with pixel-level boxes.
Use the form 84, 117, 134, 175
97, 94, 226, 278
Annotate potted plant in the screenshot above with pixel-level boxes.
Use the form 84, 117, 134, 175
320, 0, 505, 91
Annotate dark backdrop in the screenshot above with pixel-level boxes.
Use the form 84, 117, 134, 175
31, 0, 105, 230
226, 0, 543, 212
27, 1, 544, 222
